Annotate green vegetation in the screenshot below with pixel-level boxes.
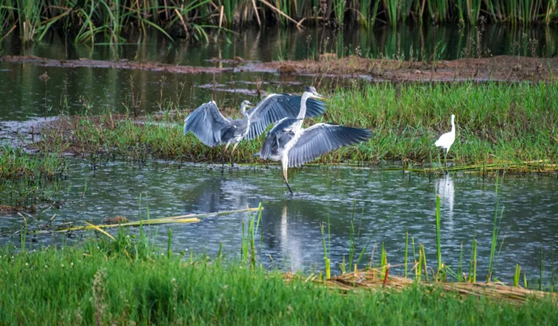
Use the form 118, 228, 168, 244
1, 1, 558, 44
36, 82, 558, 172
0, 146, 66, 180
1, 230, 557, 325
0, 146, 67, 207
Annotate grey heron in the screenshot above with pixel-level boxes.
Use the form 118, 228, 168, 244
183, 93, 327, 166
259, 86, 371, 194
434, 114, 456, 167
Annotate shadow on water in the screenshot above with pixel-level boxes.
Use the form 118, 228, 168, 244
1, 160, 556, 284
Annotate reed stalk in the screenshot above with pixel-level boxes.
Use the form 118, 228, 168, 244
2, 0, 558, 44
321, 218, 331, 279
487, 173, 504, 282
469, 239, 477, 283
435, 194, 442, 276
404, 231, 409, 278
514, 264, 521, 287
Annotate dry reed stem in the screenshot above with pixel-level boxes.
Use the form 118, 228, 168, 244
284, 268, 558, 305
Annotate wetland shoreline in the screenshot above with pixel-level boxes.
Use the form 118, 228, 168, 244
2, 54, 557, 82
28, 82, 558, 173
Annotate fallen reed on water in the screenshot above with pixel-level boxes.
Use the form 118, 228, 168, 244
34, 82, 558, 172
1, 1, 558, 44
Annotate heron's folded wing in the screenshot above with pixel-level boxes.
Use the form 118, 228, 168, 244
259, 118, 300, 159
183, 101, 231, 146
288, 124, 370, 168
246, 94, 327, 140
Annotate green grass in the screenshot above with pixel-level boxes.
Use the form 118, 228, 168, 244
35, 82, 558, 172
0, 146, 66, 180
1, 231, 557, 325
0, 146, 67, 206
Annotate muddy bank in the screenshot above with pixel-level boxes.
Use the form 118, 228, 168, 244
257, 55, 558, 82
2, 55, 557, 82
0, 55, 229, 74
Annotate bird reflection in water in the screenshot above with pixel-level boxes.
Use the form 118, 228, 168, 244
435, 173, 455, 231
280, 201, 303, 272
183, 176, 251, 213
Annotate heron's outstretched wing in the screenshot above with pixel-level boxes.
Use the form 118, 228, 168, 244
246, 94, 326, 140
183, 101, 231, 146
288, 124, 371, 168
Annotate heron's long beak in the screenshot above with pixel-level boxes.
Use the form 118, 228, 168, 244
314, 93, 328, 101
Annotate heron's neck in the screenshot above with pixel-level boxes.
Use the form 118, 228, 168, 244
241, 106, 249, 119
451, 117, 455, 133
298, 92, 311, 119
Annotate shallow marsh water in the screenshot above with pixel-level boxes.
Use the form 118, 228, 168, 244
1, 26, 557, 285
1, 160, 556, 283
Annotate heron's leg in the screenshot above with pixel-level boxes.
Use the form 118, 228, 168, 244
222, 143, 231, 169
282, 163, 293, 195
230, 142, 240, 167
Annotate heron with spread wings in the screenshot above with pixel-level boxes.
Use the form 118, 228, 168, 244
183, 93, 327, 166
259, 87, 371, 194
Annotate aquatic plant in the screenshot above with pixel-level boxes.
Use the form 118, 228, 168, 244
34, 82, 558, 173
2, 1, 558, 44
1, 233, 558, 324
0, 146, 67, 206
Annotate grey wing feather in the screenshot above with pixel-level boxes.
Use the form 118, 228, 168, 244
183, 101, 231, 146
259, 118, 300, 159
246, 94, 327, 140
288, 124, 371, 167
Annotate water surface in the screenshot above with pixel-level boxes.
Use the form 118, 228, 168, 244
1, 160, 556, 283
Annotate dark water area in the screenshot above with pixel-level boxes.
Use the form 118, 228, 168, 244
0, 161, 556, 283
1, 24, 558, 123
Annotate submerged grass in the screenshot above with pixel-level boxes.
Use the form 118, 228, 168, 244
0, 146, 67, 207
35, 82, 558, 172
1, 231, 557, 325
0, 146, 66, 180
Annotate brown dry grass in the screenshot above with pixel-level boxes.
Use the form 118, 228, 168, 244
284, 268, 558, 305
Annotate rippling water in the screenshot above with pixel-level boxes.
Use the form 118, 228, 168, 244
1, 26, 557, 284
1, 160, 556, 283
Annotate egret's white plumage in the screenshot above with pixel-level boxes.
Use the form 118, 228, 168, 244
435, 114, 456, 153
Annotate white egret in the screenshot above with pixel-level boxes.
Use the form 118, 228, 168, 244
434, 114, 456, 167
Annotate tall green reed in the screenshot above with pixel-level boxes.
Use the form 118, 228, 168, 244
487, 172, 504, 282
241, 203, 263, 269
3, 0, 558, 45
320, 218, 331, 279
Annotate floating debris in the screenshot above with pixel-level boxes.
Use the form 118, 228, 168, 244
102, 216, 129, 225
31, 207, 263, 235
